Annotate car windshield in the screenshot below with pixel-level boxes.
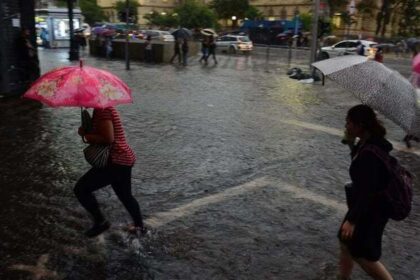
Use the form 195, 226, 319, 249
160, 31, 171, 35
238, 36, 250, 42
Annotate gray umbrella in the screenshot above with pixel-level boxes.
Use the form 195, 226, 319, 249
171, 27, 192, 39
313, 55, 418, 135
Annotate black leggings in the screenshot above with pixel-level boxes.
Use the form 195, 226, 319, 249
74, 164, 143, 227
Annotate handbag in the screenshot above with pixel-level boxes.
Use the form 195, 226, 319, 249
83, 144, 111, 168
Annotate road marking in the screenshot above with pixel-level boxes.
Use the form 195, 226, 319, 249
146, 177, 269, 227
145, 176, 346, 228
279, 119, 420, 156
279, 181, 346, 213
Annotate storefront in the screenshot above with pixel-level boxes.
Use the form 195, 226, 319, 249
35, 7, 82, 48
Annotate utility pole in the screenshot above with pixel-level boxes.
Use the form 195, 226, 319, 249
67, 0, 79, 61
125, 0, 130, 70
309, 0, 320, 67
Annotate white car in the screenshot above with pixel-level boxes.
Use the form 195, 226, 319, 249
142, 30, 174, 42
319, 40, 378, 59
216, 35, 253, 54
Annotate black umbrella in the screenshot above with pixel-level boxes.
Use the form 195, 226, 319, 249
406, 37, 420, 52
171, 28, 192, 39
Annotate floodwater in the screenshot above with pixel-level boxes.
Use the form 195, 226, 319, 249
0, 48, 419, 279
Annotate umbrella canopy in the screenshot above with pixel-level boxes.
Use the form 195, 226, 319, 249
313, 55, 418, 134
412, 53, 420, 74
24, 61, 132, 108
171, 27, 192, 39
200, 28, 217, 37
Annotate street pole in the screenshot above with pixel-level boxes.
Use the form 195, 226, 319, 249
125, 0, 130, 70
67, 0, 79, 61
309, 0, 320, 68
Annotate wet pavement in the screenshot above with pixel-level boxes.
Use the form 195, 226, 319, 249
0, 48, 420, 280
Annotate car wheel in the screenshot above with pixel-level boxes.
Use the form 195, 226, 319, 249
229, 46, 236, 54
318, 52, 329, 60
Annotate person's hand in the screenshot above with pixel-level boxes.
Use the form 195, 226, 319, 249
341, 220, 355, 240
78, 127, 86, 137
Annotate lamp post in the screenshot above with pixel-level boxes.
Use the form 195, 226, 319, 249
309, 0, 320, 67
125, 0, 130, 70
67, 0, 79, 61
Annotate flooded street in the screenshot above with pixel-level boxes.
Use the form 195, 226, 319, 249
1, 48, 420, 279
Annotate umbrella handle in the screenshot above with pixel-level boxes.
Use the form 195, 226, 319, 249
80, 107, 88, 143
79, 60, 83, 68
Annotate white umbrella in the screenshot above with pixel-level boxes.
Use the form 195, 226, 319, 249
201, 28, 217, 37
313, 55, 418, 135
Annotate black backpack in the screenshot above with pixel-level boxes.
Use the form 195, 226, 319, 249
364, 144, 413, 221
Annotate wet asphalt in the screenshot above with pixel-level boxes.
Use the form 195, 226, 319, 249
0, 47, 419, 280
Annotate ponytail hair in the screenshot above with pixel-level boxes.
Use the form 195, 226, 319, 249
347, 104, 386, 138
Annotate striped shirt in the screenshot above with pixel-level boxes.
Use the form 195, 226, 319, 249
92, 107, 136, 166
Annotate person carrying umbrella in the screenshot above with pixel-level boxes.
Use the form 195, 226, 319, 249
170, 38, 182, 64
24, 61, 146, 238
181, 38, 189, 66
208, 36, 218, 64
75, 106, 145, 237
199, 36, 210, 64
338, 105, 393, 280
404, 51, 420, 148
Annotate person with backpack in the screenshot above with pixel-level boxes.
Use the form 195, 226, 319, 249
338, 105, 396, 280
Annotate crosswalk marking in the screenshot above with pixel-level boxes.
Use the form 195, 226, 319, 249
145, 177, 269, 227
145, 176, 345, 228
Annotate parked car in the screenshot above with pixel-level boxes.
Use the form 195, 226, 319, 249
319, 39, 378, 59
216, 35, 253, 54
142, 30, 174, 42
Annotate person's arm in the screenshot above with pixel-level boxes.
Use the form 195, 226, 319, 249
81, 119, 114, 145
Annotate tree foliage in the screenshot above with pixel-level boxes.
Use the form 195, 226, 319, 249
398, 0, 420, 36
114, 0, 140, 23
144, 11, 179, 28
244, 6, 264, 20
174, 0, 217, 28
211, 0, 249, 19
356, 0, 377, 17
299, 13, 313, 32
79, 0, 108, 25
327, 0, 349, 15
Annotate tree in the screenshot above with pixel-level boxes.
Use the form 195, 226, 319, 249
244, 6, 264, 20
375, 0, 393, 37
144, 11, 179, 28
327, 0, 349, 15
114, 0, 139, 23
174, 0, 217, 28
79, 0, 108, 25
299, 13, 313, 32
398, 0, 420, 36
211, 0, 249, 20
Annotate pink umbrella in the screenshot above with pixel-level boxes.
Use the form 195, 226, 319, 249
24, 61, 132, 108
412, 53, 420, 74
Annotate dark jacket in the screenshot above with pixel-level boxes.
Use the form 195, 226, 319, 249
346, 137, 392, 224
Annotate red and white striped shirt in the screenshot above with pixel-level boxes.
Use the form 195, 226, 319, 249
92, 107, 136, 166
